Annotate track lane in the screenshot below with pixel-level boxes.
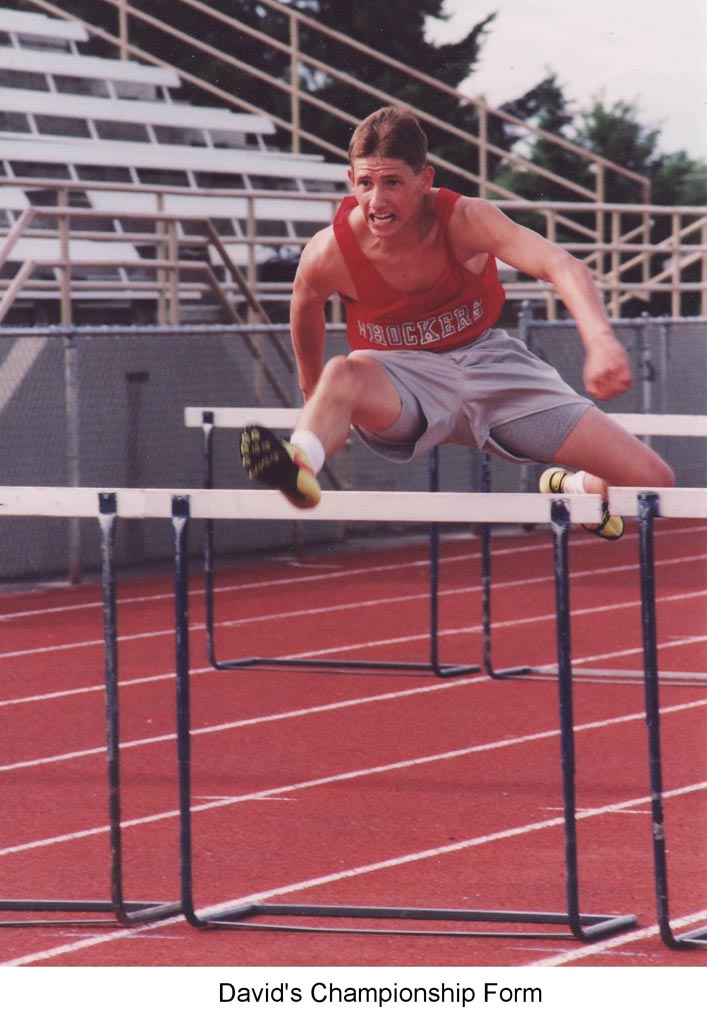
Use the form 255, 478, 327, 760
1, 522, 705, 966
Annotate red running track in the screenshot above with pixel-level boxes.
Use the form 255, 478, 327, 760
0, 519, 705, 968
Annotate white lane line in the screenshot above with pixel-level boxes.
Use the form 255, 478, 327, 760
2, 622, 706, 773
0, 545, 500, 622
527, 908, 707, 966
1, 621, 705, 772
1, 521, 704, 623
2, 779, 705, 967
1, 562, 705, 661
0, 674, 486, 772
2, 696, 705, 855
2, 585, 705, 711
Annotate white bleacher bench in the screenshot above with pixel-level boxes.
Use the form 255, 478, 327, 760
84, 191, 335, 224
0, 87, 276, 137
1, 138, 349, 186
0, 46, 182, 89
4, 237, 140, 266
0, 9, 89, 43
0, 187, 28, 211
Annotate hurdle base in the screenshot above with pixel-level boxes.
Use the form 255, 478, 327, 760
669, 924, 707, 949
0, 898, 182, 928
657, 919, 707, 950
212, 656, 481, 678
191, 902, 637, 942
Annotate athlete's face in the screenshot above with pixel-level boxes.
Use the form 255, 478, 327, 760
348, 156, 433, 237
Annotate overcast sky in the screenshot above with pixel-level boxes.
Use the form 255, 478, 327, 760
426, 1, 707, 160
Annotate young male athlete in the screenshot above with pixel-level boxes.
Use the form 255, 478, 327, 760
240, 105, 673, 538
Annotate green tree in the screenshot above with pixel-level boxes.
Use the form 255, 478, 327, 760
289, 0, 497, 173
493, 74, 589, 205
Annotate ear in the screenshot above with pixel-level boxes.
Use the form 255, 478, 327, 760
347, 166, 355, 189
419, 164, 435, 193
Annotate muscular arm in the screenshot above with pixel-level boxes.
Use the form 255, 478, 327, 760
290, 229, 343, 401
451, 199, 633, 401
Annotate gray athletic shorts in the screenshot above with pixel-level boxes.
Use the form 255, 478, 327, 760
353, 328, 593, 464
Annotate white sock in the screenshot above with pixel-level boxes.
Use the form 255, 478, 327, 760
562, 470, 587, 494
289, 429, 325, 475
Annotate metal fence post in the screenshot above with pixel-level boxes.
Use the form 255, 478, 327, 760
63, 330, 81, 584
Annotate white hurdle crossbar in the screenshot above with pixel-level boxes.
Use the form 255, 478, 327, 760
184, 408, 707, 436
0, 485, 603, 523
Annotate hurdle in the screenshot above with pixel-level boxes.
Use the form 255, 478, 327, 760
481, 414, 707, 684
610, 487, 707, 950
1, 486, 637, 939
184, 406, 481, 678
162, 484, 638, 940
0, 490, 182, 928
187, 407, 707, 684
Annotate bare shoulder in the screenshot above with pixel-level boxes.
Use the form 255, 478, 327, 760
446, 195, 518, 257
447, 192, 576, 280
295, 225, 349, 300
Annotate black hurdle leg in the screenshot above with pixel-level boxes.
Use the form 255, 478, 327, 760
99, 493, 181, 926
551, 500, 637, 941
427, 446, 480, 678
637, 493, 707, 949
0, 495, 180, 928
172, 495, 202, 927
200, 412, 220, 671
480, 454, 532, 678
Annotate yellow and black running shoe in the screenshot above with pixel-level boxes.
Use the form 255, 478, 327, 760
539, 466, 624, 541
240, 425, 321, 509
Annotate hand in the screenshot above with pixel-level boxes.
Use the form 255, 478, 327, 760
582, 337, 633, 400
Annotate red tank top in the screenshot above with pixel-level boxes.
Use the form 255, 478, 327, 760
332, 188, 505, 353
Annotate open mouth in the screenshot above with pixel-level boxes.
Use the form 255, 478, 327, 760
370, 213, 395, 223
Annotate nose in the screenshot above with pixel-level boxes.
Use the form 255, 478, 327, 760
370, 184, 387, 209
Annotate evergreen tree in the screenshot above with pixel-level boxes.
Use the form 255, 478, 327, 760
494, 75, 589, 204
288, 0, 496, 162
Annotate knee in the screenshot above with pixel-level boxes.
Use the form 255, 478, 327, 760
643, 451, 675, 489
317, 352, 373, 399
653, 459, 675, 489
316, 354, 357, 396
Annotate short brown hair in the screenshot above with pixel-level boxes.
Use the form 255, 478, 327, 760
348, 106, 429, 174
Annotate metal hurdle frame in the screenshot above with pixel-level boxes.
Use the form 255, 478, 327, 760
165, 485, 637, 941
185, 406, 481, 678
481, 414, 707, 684
4, 485, 702, 945
0, 490, 182, 928
611, 487, 707, 950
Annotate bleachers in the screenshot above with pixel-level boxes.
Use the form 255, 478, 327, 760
0, 6, 348, 324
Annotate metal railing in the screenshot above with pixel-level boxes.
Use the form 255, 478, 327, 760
19, 0, 653, 254
1, 179, 705, 323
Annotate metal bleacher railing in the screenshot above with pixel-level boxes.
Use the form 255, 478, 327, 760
2, 184, 706, 325
1, 1, 705, 327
